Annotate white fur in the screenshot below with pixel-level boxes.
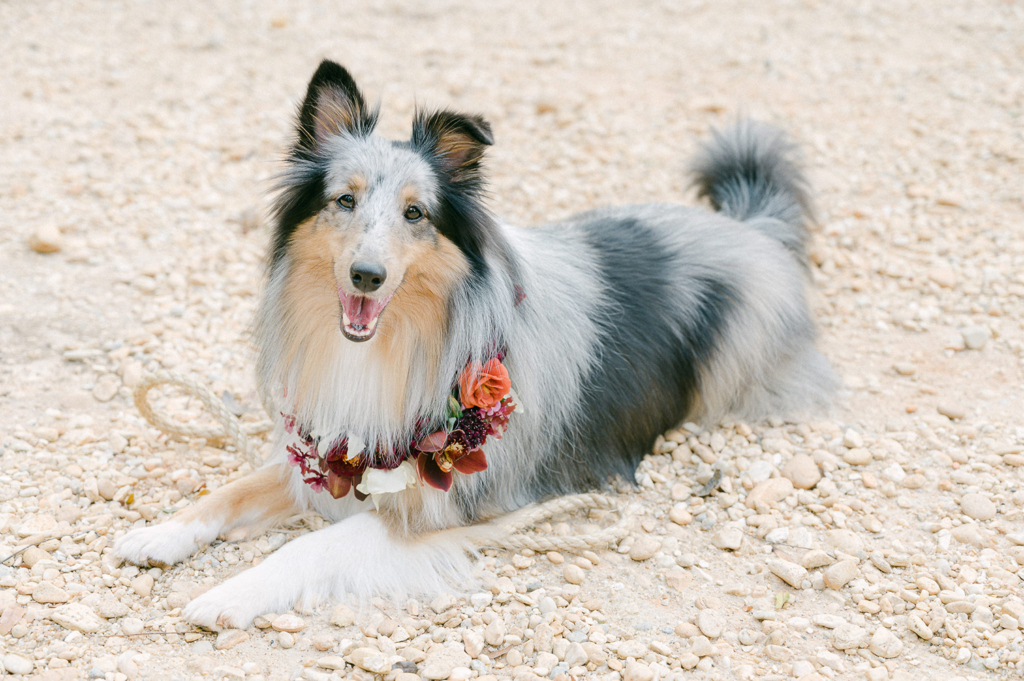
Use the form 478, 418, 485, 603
184, 512, 482, 629
114, 520, 220, 567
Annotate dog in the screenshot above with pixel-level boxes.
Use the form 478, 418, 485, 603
115, 59, 835, 628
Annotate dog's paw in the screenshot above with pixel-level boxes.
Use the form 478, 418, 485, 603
114, 521, 209, 568
184, 568, 282, 629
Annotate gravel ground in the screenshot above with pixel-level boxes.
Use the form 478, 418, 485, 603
2, 1, 1023, 680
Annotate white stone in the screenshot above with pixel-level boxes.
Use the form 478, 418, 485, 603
823, 560, 859, 590
907, 614, 932, 640
781, 453, 821, 489
28, 224, 62, 253
961, 493, 996, 521
215, 629, 250, 650
961, 325, 989, 350
469, 592, 492, 609
564, 642, 589, 668
712, 526, 743, 551
316, 657, 346, 671
3, 653, 34, 675
745, 478, 793, 508
330, 604, 356, 627
93, 373, 121, 402
826, 529, 865, 553
462, 629, 484, 658
629, 536, 661, 561
830, 623, 869, 650
50, 603, 105, 633
813, 614, 847, 629
17, 514, 56, 537
843, 448, 872, 465
881, 463, 906, 484
767, 559, 807, 588
623, 661, 654, 681
563, 564, 586, 584
271, 614, 305, 632
697, 609, 725, 639
347, 648, 390, 674
484, 617, 505, 646
121, 617, 144, 636
869, 626, 904, 658
618, 640, 647, 659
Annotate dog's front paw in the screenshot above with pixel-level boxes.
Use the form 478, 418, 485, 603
114, 521, 209, 568
184, 567, 288, 629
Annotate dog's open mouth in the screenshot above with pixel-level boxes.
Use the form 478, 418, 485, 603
338, 290, 393, 342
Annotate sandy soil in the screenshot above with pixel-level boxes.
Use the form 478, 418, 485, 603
1, 1, 1023, 680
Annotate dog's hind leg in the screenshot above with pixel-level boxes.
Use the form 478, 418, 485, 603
114, 464, 298, 568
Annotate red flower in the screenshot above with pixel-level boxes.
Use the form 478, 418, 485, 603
320, 438, 366, 499
324, 471, 349, 498
458, 358, 511, 410
415, 442, 488, 491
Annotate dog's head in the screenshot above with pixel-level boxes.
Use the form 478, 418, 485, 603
272, 60, 495, 343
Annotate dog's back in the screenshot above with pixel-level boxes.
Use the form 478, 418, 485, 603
476, 121, 835, 508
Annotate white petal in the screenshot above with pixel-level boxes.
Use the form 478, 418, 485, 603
356, 461, 418, 498
346, 432, 366, 459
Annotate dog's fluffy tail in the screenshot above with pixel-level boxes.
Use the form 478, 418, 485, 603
690, 120, 812, 259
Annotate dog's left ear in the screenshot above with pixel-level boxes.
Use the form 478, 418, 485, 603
412, 110, 493, 187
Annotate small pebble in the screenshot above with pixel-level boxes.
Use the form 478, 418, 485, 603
696, 609, 725, 639
960, 325, 989, 350
271, 613, 305, 632
629, 536, 661, 562
823, 560, 859, 590
669, 503, 692, 525
869, 626, 904, 658
563, 564, 586, 584
215, 629, 250, 650
767, 558, 808, 588
843, 448, 872, 465
937, 403, 966, 420
960, 492, 996, 520
712, 526, 743, 551
781, 453, 821, 489
28, 224, 62, 253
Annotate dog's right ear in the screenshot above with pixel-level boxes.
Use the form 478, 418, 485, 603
295, 60, 377, 150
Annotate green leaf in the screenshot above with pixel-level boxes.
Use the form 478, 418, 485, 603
447, 395, 463, 419
775, 592, 790, 610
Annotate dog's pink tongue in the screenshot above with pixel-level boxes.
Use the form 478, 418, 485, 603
339, 290, 390, 327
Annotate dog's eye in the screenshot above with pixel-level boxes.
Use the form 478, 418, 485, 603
404, 205, 424, 222
336, 194, 355, 210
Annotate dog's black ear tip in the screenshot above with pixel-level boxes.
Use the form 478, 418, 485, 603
312, 59, 346, 77
308, 59, 358, 91
467, 115, 495, 146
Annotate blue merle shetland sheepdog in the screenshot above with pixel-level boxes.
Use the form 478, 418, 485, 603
116, 60, 835, 627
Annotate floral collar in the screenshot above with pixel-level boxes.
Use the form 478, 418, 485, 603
282, 353, 518, 503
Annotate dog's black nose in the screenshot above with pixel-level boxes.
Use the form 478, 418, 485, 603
350, 262, 387, 293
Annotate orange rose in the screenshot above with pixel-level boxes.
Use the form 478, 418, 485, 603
459, 358, 511, 410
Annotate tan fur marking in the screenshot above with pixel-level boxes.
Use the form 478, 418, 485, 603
376, 234, 471, 406
280, 218, 351, 405
349, 175, 367, 196
399, 184, 420, 207
171, 465, 296, 533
